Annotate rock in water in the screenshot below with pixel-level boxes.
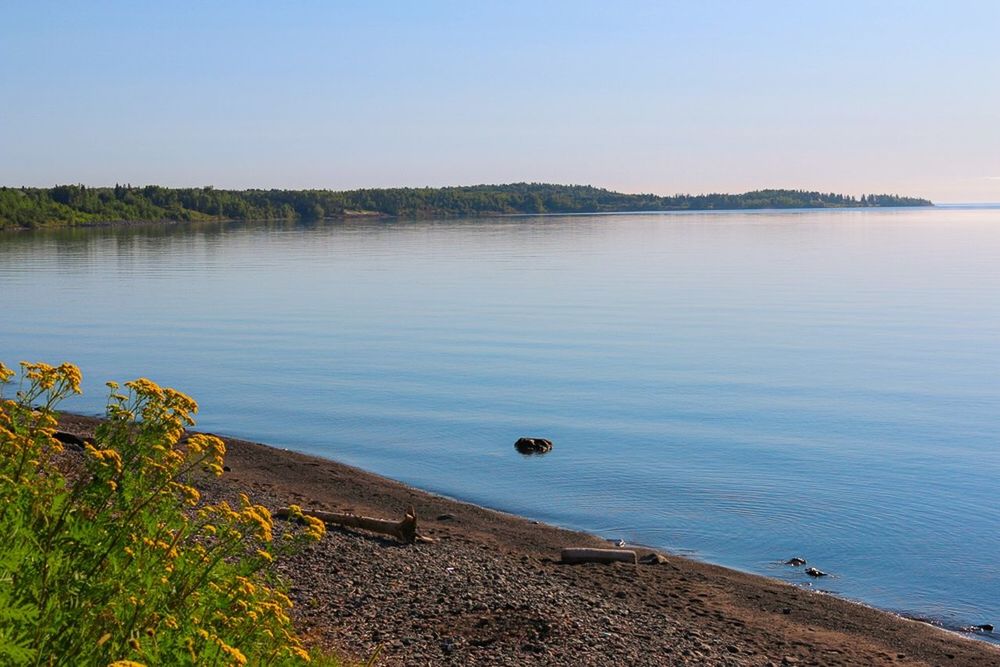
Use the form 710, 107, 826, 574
785, 557, 807, 566
805, 567, 828, 577
514, 437, 553, 455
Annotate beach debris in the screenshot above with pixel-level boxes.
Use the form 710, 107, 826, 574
561, 547, 638, 565
514, 437, 553, 455
784, 557, 807, 566
276, 505, 421, 544
804, 567, 828, 577
639, 553, 669, 565
52, 430, 91, 450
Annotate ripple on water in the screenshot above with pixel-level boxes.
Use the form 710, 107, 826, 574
2, 210, 999, 636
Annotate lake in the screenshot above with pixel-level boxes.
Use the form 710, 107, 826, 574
2, 207, 998, 637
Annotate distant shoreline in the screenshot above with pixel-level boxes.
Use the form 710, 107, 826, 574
0, 210, 394, 233
0, 183, 933, 231
0, 203, 945, 234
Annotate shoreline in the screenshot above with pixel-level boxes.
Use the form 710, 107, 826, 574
0, 210, 395, 233
58, 413, 999, 665
1, 201, 940, 234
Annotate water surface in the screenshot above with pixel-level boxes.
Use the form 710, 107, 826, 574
2, 208, 998, 636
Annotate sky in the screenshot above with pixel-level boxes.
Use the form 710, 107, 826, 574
2, 1, 998, 202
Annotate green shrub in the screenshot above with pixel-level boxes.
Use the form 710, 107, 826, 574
0, 361, 329, 666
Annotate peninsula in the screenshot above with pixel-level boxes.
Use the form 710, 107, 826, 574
0, 183, 932, 231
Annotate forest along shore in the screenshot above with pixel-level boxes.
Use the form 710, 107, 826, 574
1, 183, 931, 230
59, 414, 1000, 666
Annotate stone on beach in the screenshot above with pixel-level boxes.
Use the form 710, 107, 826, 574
639, 553, 669, 565
52, 430, 90, 450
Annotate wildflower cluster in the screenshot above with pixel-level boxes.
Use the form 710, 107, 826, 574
283, 504, 328, 542
0, 362, 331, 666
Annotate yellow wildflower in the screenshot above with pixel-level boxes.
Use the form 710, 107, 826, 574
289, 646, 311, 661
235, 576, 257, 596
216, 641, 247, 666
171, 482, 200, 506
303, 514, 326, 541
19, 361, 82, 393
58, 362, 82, 393
125, 377, 165, 400
84, 444, 123, 474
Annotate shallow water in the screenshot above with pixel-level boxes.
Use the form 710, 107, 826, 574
2, 208, 998, 637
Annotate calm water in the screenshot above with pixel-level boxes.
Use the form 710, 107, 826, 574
2, 208, 999, 636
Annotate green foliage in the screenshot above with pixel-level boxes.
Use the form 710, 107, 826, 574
0, 183, 933, 230
0, 362, 332, 666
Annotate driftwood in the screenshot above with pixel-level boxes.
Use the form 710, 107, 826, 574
276, 506, 420, 544
561, 547, 637, 565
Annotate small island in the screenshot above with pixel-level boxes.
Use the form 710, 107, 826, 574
0, 183, 932, 231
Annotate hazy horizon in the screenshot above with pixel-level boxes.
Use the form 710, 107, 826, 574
3, 2, 998, 203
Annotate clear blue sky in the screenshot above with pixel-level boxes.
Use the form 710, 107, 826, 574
2, 1, 998, 201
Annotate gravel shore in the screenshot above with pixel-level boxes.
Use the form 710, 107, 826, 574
60, 415, 1000, 666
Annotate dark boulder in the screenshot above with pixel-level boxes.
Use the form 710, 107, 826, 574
514, 437, 553, 455
52, 431, 88, 450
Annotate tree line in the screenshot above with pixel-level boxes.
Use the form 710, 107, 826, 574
0, 183, 933, 230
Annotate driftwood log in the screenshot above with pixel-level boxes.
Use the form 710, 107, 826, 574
561, 547, 638, 565
276, 506, 419, 544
